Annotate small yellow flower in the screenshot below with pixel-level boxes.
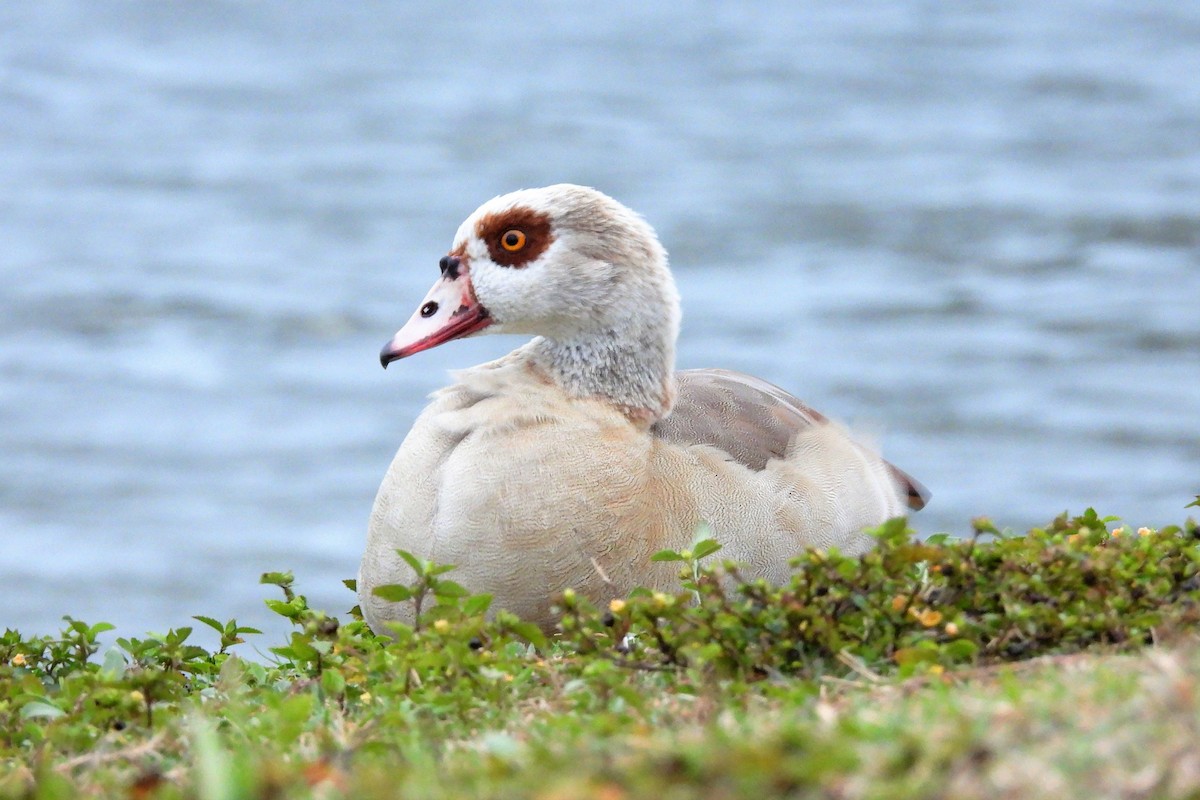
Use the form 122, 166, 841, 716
359, 692, 372, 703
1138, 527, 1153, 537
652, 592, 671, 607
890, 595, 907, 613
1110, 527, 1123, 537
609, 599, 627, 614
944, 622, 959, 636
11, 653, 26, 667
928, 664, 945, 676
433, 619, 450, 633
130, 690, 145, 704
909, 607, 943, 627
1067, 533, 1083, 545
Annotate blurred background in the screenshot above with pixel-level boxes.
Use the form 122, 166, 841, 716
2, 2, 1198, 642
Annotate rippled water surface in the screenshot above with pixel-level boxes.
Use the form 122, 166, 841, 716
3, 2, 1198, 639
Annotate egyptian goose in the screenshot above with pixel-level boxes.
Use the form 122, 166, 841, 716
359, 185, 927, 633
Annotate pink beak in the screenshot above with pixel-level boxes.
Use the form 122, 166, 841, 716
379, 258, 492, 367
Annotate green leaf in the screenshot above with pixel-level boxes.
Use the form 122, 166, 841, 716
321, 668, 346, 696
397, 550, 424, 574
970, 517, 1001, 537
193, 615, 225, 634
277, 635, 318, 662
433, 580, 470, 599
167, 627, 193, 645
1187, 496, 1200, 509
651, 550, 685, 562
342, 578, 357, 591
944, 639, 980, 661
463, 594, 493, 616
692, 539, 723, 560
893, 642, 938, 667
265, 599, 301, 619
507, 621, 547, 649
260, 571, 294, 586
372, 584, 414, 602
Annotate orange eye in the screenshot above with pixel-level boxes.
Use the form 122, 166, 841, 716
500, 229, 526, 251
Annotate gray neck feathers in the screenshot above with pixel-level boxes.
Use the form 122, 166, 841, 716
530, 323, 676, 422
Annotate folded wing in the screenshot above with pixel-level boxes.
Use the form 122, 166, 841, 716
653, 369, 929, 511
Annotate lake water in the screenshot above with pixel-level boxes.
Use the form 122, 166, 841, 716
2, 1, 1198, 643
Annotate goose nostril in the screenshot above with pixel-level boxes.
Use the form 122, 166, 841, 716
439, 255, 461, 279
420, 301, 439, 318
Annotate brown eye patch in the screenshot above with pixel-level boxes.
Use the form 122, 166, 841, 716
475, 207, 554, 267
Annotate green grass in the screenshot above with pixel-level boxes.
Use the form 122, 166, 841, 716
3, 503, 1199, 799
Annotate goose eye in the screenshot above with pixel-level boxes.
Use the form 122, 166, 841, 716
500, 229, 526, 252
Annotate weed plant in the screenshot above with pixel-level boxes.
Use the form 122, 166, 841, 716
2, 504, 1198, 798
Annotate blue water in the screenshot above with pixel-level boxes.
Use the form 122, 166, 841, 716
2, 2, 1198, 642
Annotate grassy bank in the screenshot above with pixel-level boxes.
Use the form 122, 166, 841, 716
3, 505, 1199, 799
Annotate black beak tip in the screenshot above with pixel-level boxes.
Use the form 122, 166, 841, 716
379, 345, 393, 369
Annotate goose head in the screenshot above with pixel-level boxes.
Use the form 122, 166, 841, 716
381, 184, 681, 421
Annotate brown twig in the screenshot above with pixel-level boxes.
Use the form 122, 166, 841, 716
55, 730, 170, 775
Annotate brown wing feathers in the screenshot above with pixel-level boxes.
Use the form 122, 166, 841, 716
653, 369, 929, 511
